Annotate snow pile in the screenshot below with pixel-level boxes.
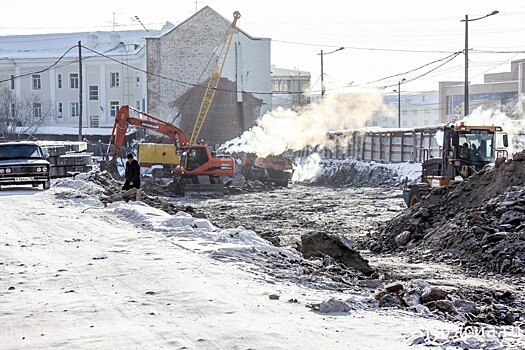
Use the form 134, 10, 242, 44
313, 157, 421, 187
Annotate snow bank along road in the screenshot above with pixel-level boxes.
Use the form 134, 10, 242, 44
0, 184, 450, 349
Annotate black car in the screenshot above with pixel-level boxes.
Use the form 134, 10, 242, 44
0, 142, 51, 190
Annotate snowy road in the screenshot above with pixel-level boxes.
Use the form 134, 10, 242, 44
0, 184, 449, 349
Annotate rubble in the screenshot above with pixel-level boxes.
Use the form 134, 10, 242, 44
300, 232, 374, 276
369, 153, 525, 276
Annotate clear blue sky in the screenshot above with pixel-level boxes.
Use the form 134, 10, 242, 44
1, 0, 524, 94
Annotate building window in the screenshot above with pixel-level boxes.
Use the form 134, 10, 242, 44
110, 101, 120, 117
135, 100, 141, 111
424, 120, 429, 125
90, 115, 99, 128
57, 74, 62, 89
70, 102, 79, 117
422, 95, 426, 102
69, 73, 79, 89
402, 110, 408, 116
57, 102, 63, 118
89, 85, 99, 101
402, 120, 408, 127
413, 110, 418, 115
110, 72, 120, 87
10, 75, 15, 90
135, 72, 140, 87
32, 74, 41, 90
33, 102, 42, 118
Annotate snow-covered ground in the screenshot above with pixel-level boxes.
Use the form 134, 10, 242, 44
0, 178, 461, 349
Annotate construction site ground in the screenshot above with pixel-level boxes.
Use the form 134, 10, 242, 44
164, 184, 525, 312
60, 160, 525, 347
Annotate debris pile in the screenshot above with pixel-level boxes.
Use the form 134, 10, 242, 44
313, 159, 420, 187
84, 170, 193, 215
369, 152, 525, 276
370, 279, 522, 325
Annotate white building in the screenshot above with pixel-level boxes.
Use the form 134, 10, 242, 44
0, 30, 152, 129
367, 91, 440, 128
271, 66, 310, 110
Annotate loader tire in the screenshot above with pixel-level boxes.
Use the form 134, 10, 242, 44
407, 183, 430, 207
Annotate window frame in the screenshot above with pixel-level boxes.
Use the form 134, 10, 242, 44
32, 74, 42, 90
69, 73, 79, 89
110, 101, 120, 118
33, 102, 42, 118
89, 85, 99, 101
110, 72, 120, 88
70, 101, 79, 118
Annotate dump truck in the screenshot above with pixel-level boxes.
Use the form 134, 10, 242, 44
241, 153, 294, 187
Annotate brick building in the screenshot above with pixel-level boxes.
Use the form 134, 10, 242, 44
146, 7, 272, 145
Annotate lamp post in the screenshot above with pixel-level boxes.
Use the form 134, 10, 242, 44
460, 10, 498, 117
393, 78, 406, 128
318, 47, 344, 98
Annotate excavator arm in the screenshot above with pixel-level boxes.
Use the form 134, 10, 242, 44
109, 105, 189, 160
189, 11, 241, 145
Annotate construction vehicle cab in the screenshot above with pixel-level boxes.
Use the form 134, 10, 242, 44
403, 123, 508, 207
106, 105, 234, 196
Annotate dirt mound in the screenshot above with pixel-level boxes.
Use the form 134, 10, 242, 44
369, 153, 525, 275
313, 159, 420, 188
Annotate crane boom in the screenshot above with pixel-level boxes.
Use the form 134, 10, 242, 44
189, 10, 241, 145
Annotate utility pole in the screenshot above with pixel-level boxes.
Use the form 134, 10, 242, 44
320, 50, 325, 97
318, 47, 344, 99
78, 41, 83, 141
393, 78, 406, 128
460, 10, 498, 117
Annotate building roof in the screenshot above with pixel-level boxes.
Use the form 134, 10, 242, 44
271, 66, 310, 77
0, 29, 161, 60
154, 6, 269, 42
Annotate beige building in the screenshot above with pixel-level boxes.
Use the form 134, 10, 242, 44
439, 59, 525, 123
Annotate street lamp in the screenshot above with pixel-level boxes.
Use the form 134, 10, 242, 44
393, 78, 406, 128
318, 47, 345, 97
460, 10, 498, 117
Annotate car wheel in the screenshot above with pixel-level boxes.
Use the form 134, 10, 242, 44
43, 179, 51, 190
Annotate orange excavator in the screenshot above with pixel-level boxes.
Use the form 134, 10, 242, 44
107, 105, 234, 196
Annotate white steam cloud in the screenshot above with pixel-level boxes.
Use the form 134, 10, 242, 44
461, 107, 525, 155
291, 153, 322, 183
225, 93, 390, 157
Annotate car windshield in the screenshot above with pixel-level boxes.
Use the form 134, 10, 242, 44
0, 144, 44, 160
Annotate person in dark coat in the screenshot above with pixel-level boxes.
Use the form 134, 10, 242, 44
122, 153, 141, 190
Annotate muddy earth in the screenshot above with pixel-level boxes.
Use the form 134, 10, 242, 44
167, 184, 403, 247
88, 160, 524, 345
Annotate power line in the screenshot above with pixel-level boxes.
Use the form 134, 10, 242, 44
0, 45, 77, 83
272, 39, 456, 54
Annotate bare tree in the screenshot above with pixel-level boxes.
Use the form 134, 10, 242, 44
0, 87, 53, 140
